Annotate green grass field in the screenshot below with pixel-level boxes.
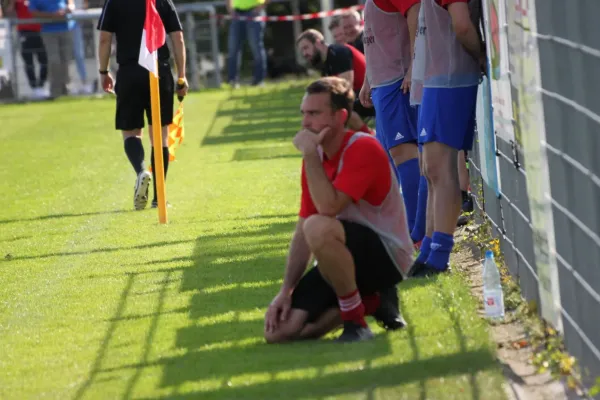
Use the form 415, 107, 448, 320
0, 82, 506, 399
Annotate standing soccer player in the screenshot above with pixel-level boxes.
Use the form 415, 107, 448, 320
358, 0, 421, 238
96, 0, 188, 210
409, 0, 484, 276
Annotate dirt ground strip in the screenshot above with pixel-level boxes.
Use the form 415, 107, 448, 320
452, 225, 582, 400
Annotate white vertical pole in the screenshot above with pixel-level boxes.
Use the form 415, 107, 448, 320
291, 0, 303, 65
320, 0, 333, 44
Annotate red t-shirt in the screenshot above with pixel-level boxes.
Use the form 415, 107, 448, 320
347, 44, 366, 92
322, 44, 366, 93
373, 0, 420, 15
437, 0, 467, 7
15, 0, 41, 32
299, 131, 391, 218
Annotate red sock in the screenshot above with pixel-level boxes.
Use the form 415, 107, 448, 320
338, 289, 367, 327
362, 293, 381, 316
359, 124, 371, 135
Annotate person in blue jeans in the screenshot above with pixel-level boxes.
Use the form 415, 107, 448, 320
29, 0, 75, 98
71, 0, 92, 94
225, 0, 267, 86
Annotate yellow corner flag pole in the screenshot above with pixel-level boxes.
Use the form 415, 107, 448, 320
149, 61, 168, 224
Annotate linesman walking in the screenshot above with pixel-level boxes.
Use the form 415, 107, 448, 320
96, 0, 188, 210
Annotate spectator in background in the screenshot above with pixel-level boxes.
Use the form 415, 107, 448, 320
296, 29, 374, 135
225, 0, 268, 87
29, 0, 74, 99
5, 0, 49, 99
71, 0, 92, 94
342, 9, 364, 54
328, 16, 346, 45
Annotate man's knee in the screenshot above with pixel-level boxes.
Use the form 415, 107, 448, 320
423, 143, 457, 184
147, 125, 169, 146
303, 215, 344, 253
264, 327, 296, 344
389, 142, 419, 165
264, 310, 306, 344
122, 129, 142, 140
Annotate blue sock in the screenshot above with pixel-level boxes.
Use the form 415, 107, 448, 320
396, 158, 420, 233
415, 236, 432, 264
427, 232, 454, 270
411, 175, 428, 243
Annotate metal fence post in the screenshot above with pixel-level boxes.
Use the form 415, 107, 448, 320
8, 20, 20, 100
291, 0, 303, 67
184, 12, 200, 91
320, 0, 333, 45
208, 5, 221, 88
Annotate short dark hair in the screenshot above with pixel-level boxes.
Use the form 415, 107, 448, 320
296, 29, 325, 46
328, 16, 342, 31
305, 77, 354, 123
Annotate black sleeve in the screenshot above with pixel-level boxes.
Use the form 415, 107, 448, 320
352, 35, 365, 54
97, 0, 117, 32
158, 0, 183, 33
328, 46, 353, 76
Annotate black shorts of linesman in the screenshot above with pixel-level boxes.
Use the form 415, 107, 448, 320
264, 77, 414, 343
96, 0, 188, 210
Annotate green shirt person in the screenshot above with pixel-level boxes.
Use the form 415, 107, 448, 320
225, 0, 268, 87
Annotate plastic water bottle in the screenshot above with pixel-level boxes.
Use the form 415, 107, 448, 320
482, 250, 505, 320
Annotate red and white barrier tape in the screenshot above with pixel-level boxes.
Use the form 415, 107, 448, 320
221, 4, 364, 21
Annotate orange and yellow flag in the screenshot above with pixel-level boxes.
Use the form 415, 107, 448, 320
149, 103, 184, 172
167, 103, 185, 162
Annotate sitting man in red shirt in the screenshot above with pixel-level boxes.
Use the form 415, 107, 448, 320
264, 77, 414, 343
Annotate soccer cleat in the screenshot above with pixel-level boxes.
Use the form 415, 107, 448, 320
456, 214, 470, 227
408, 261, 427, 277
462, 194, 474, 213
410, 262, 452, 278
151, 200, 172, 209
134, 171, 152, 210
336, 321, 374, 342
372, 286, 407, 331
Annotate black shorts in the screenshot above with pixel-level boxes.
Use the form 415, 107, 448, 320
114, 63, 175, 131
291, 220, 402, 323
353, 98, 376, 119
353, 90, 376, 119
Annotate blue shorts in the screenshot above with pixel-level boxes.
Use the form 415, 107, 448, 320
418, 86, 478, 150
371, 79, 418, 151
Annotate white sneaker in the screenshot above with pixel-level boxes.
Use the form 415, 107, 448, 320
37, 87, 50, 98
80, 83, 93, 95
32, 88, 47, 99
134, 171, 152, 210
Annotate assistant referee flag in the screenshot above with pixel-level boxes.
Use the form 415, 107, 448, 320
138, 0, 165, 76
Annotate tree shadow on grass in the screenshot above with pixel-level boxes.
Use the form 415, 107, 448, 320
140, 348, 496, 400
74, 211, 500, 400
201, 85, 305, 149
231, 145, 300, 162
0, 208, 135, 225
1, 238, 195, 263
72, 216, 297, 400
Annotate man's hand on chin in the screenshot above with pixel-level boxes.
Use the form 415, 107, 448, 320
293, 127, 331, 156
